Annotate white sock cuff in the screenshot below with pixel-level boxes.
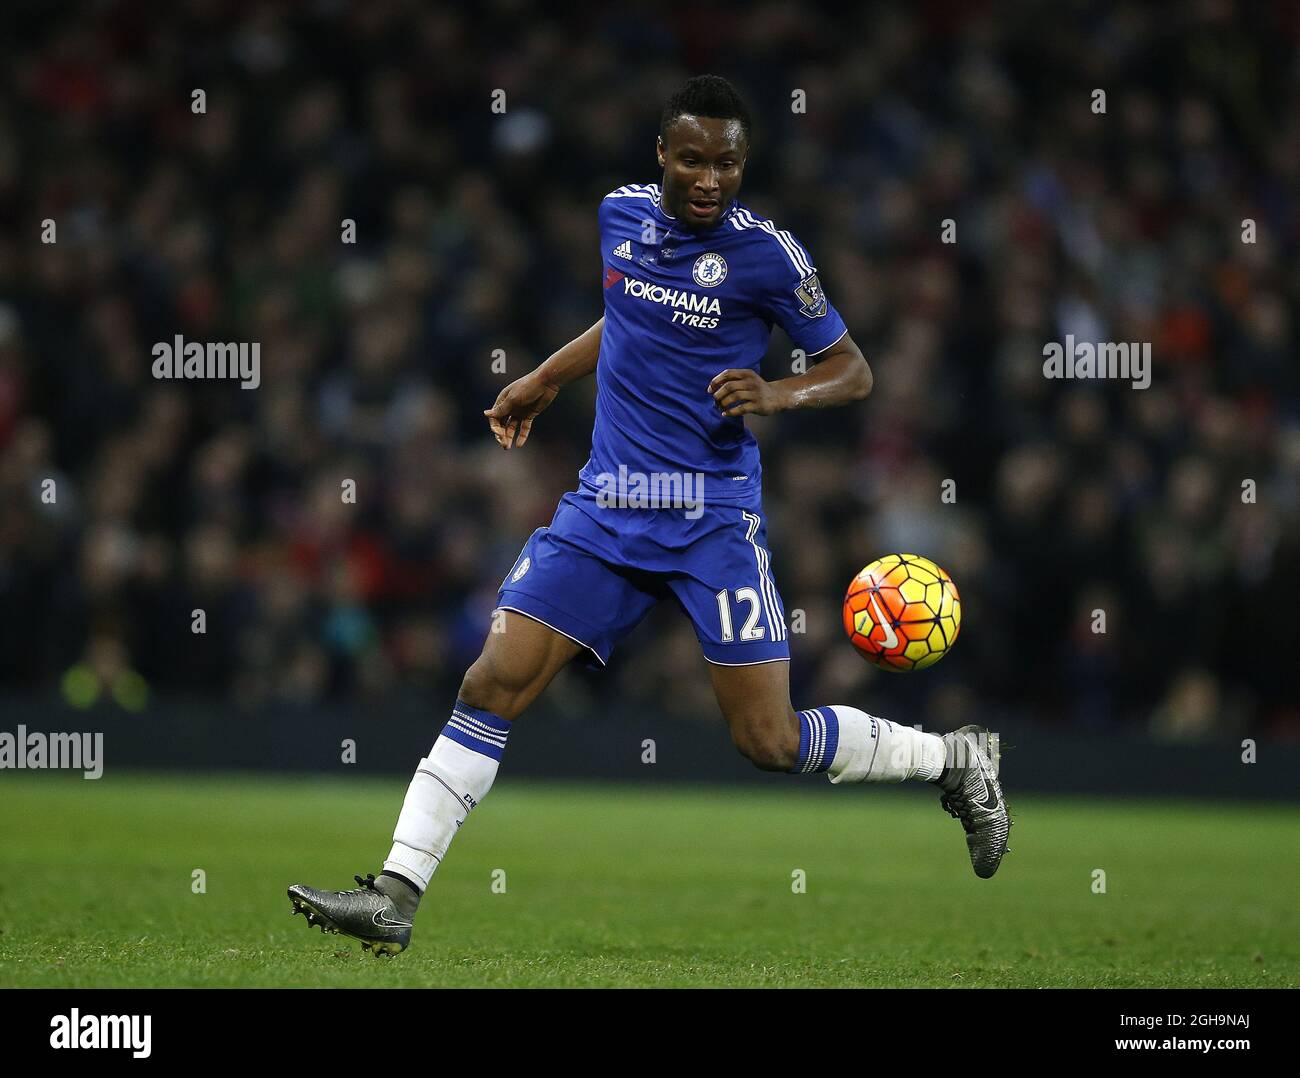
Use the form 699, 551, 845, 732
384, 845, 438, 892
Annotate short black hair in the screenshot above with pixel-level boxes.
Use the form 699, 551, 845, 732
660, 74, 752, 145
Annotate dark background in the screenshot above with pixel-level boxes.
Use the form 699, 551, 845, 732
0, 1, 1297, 789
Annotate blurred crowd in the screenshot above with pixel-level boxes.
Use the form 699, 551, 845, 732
0, 1, 1297, 738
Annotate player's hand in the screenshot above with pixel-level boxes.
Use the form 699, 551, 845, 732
707, 369, 788, 417
483, 372, 559, 449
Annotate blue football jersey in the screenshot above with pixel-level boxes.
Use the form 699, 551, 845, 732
577, 182, 848, 508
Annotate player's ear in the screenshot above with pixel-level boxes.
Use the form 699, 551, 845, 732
656, 135, 666, 168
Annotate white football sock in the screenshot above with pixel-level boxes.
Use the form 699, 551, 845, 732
822, 704, 945, 784
383, 700, 511, 891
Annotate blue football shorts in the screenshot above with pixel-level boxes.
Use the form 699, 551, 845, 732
496, 487, 790, 667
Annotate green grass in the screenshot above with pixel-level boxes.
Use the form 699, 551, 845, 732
0, 773, 1295, 987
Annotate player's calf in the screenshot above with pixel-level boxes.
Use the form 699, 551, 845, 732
729, 709, 800, 771
708, 660, 800, 772
457, 608, 585, 720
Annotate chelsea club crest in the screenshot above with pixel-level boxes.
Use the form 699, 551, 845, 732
692, 252, 727, 288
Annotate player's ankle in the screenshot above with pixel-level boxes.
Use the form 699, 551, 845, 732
376, 870, 422, 918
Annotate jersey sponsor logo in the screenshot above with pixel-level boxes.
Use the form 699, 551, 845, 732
621, 275, 722, 315
612, 240, 633, 260
794, 271, 827, 318
692, 252, 728, 287
603, 266, 625, 289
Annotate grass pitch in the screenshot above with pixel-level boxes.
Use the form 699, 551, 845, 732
0, 773, 1295, 987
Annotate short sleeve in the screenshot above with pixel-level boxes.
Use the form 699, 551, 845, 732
756, 239, 848, 356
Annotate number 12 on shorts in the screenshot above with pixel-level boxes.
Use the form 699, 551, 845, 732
715, 587, 766, 642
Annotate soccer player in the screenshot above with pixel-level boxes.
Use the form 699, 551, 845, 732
288, 75, 1010, 955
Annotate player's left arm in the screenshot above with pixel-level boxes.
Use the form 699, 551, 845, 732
709, 243, 871, 417
708, 331, 871, 417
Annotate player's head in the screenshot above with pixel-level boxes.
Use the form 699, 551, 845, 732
657, 74, 751, 232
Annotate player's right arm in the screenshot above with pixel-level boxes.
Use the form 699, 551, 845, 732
483, 317, 603, 449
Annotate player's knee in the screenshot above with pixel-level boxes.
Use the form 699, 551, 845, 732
730, 716, 799, 773
457, 658, 525, 721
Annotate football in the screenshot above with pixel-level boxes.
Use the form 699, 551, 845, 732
842, 553, 961, 671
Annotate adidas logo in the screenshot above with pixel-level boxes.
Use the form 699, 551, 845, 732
612, 240, 632, 260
